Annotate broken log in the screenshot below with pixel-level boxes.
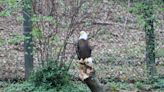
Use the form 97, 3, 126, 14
78, 58, 105, 92
84, 73, 105, 92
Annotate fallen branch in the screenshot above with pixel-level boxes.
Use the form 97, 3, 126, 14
78, 20, 138, 29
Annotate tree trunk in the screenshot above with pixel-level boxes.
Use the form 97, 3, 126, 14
84, 74, 105, 92
78, 58, 105, 92
144, 0, 156, 80
23, 0, 33, 79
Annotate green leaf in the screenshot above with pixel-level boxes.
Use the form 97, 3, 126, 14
32, 28, 42, 39
16, 16, 24, 21
7, 0, 16, 6
0, 37, 4, 46
81, 2, 89, 12
43, 16, 53, 22
8, 35, 24, 45
159, 8, 164, 11
156, 48, 164, 58
31, 16, 41, 22
0, 11, 10, 17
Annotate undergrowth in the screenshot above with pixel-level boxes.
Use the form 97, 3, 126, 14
4, 59, 90, 92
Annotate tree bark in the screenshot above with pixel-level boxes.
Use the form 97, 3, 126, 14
78, 59, 105, 92
23, 0, 33, 79
84, 74, 105, 92
144, 0, 156, 80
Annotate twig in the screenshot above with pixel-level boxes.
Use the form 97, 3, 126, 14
78, 20, 137, 29
58, 0, 86, 63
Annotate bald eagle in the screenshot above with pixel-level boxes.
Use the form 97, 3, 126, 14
76, 31, 94, 80
76, 31, 92, 60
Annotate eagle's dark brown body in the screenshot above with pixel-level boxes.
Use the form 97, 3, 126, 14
76, 39, 92, 60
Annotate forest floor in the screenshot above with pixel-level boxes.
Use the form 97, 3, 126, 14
0, 79, 164, 92
0, 1, 164, 92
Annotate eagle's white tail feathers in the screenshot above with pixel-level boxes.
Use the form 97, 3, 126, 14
84, 57, 93, 68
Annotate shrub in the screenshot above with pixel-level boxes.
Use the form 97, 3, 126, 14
28, 59, 70, 90
135, 81, 143, 89
5, 59, 90, 92
153, 78, 164, 89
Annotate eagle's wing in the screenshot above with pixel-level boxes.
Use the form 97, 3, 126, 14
76, 39, 92, 60
76, 41, 80, 60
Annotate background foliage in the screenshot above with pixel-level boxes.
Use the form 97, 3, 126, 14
0, 0, 164, 91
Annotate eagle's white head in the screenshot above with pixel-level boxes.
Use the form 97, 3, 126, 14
79, 31, 88, 40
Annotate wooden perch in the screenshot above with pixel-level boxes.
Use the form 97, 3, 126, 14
78, 58, 105, 92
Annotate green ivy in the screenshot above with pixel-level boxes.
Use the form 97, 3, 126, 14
32, 28, 42, 40
0, 0, 22, 17
7, 35, 24, 45
0, 37, 4, 46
